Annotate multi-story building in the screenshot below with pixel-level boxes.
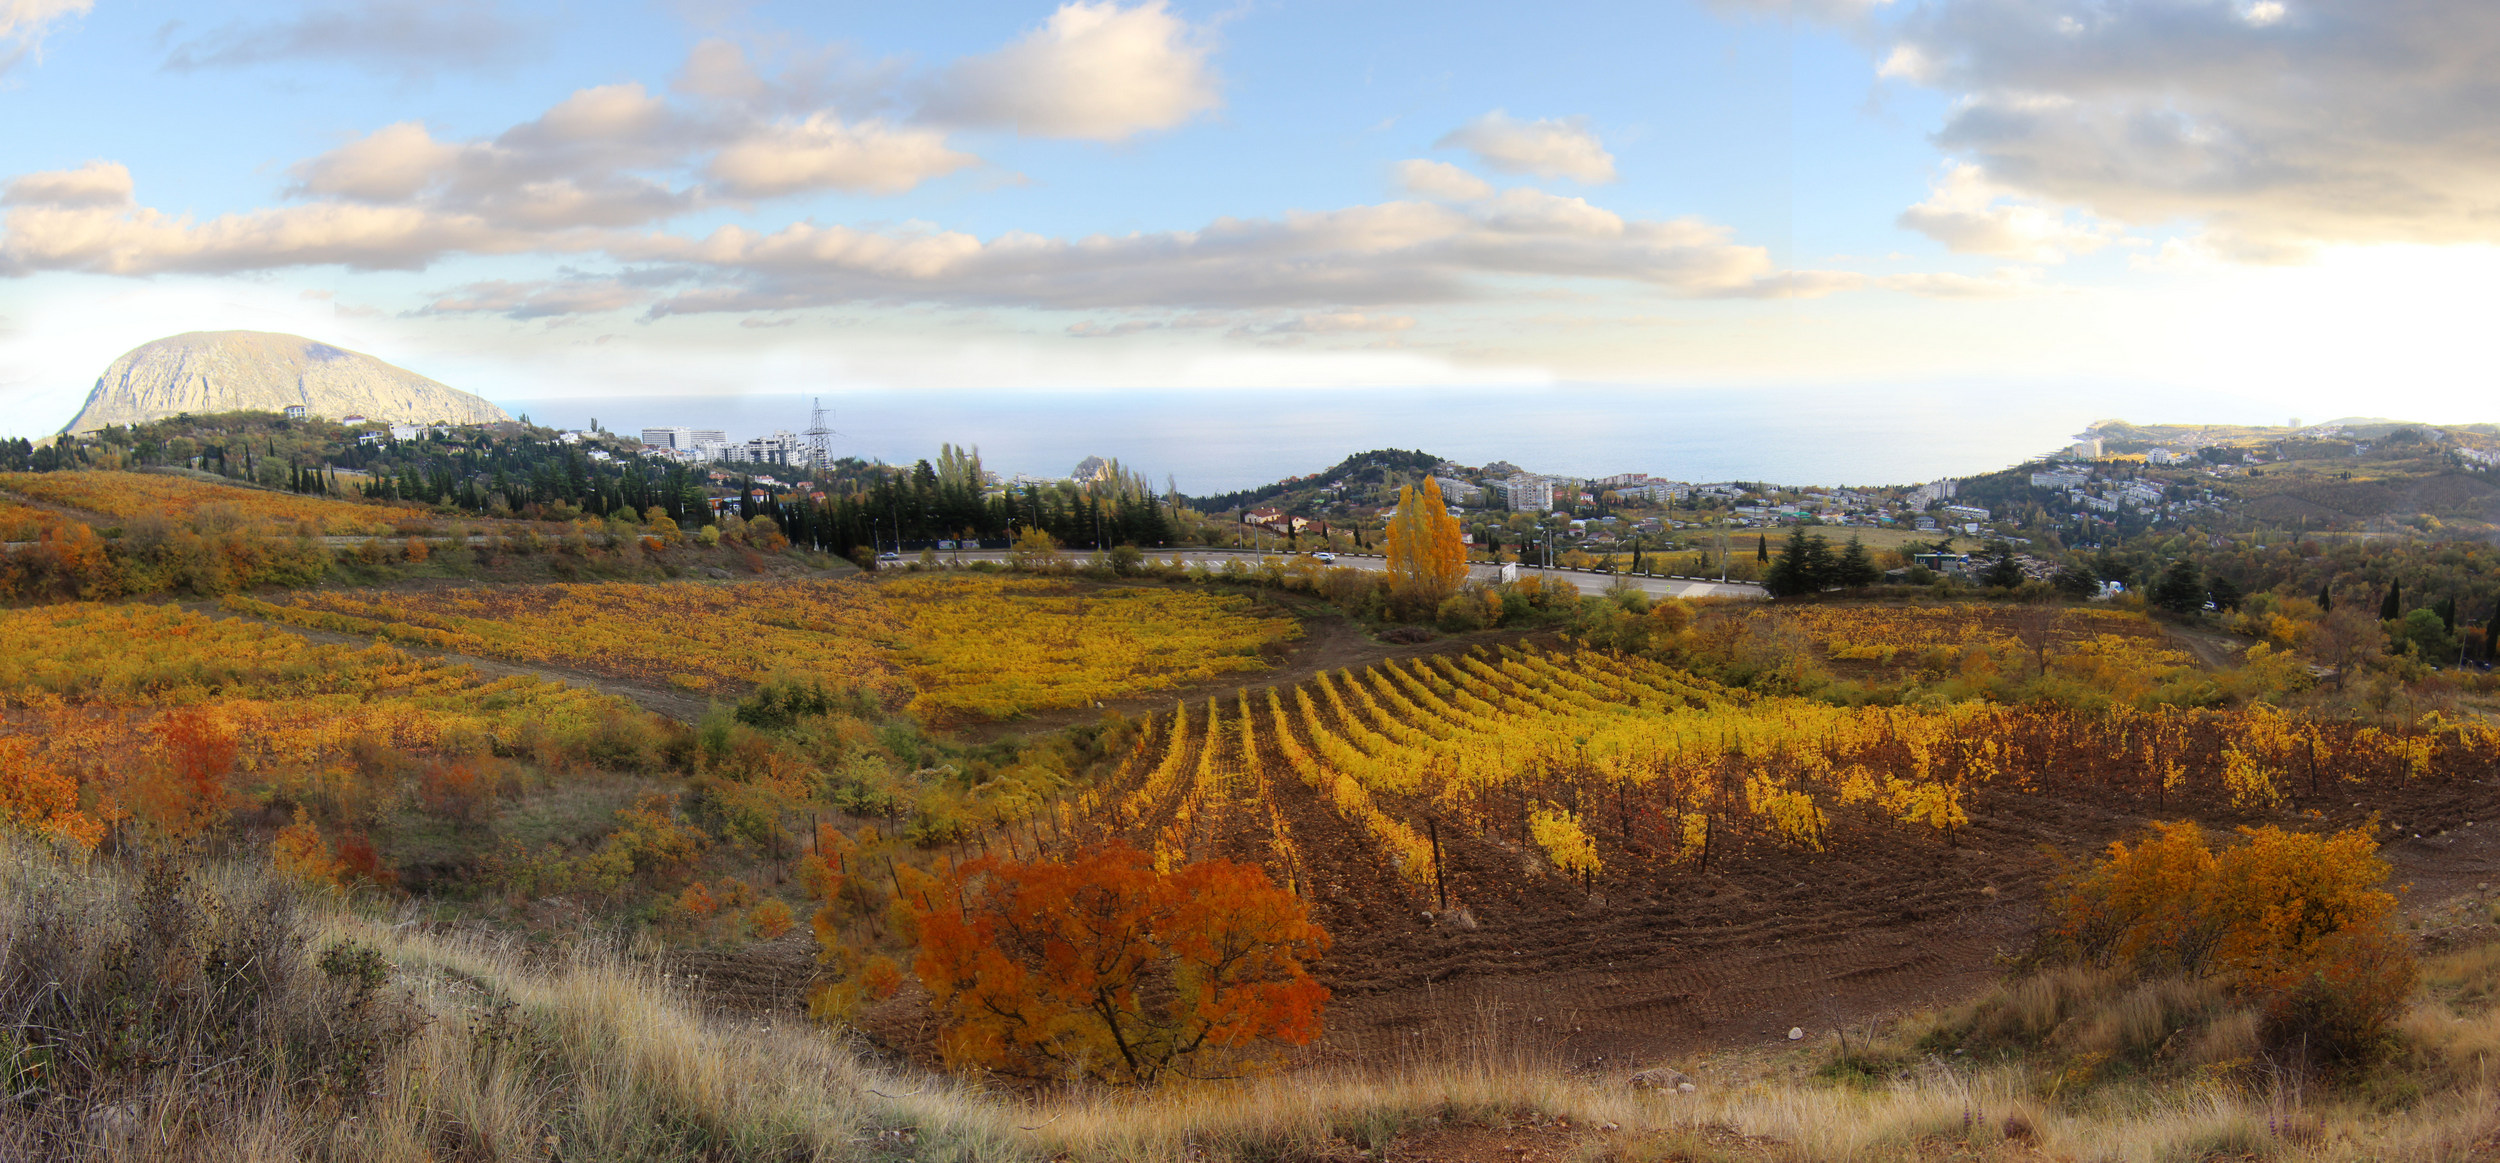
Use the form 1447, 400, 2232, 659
1940, 503, 1993, 524
1429, 475, 1484, 505
642, 427, 693, 449
1488, 475, 1556, 512
721, 431, 805, 465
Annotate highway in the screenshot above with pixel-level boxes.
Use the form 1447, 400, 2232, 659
921, 548, 1768, 600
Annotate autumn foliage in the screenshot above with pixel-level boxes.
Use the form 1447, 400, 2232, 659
911, 845, 1329, 1084
1384, 477, 1467, 608
2047, 821, 2415, 1061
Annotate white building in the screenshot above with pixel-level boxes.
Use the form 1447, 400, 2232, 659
721, 431, 805, 465
642, 427, 693, 449
1909, 480, 1959, 505
1489, 475, 1557, 511
1940, 503, 1993, 524
1429, 475, 1485, 505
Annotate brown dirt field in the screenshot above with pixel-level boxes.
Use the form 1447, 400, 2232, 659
819, 708, 2500, 1082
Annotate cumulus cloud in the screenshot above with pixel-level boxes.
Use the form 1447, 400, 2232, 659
0, 198, 563, 275
1895, 164, 2116, 262
707, 115, 975, 197
2, 160, 131, 208
414, 278, 646, 320
267, 67, 977, 249
1436, 111, 1616, 184
1877, 0, 2500, 256
161, 0, 540, 78
1394, 159, 1493, 202
0, 0, 87, 74
926, 0, 1218, 140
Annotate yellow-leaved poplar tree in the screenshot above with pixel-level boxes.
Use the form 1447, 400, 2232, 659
1385, 478, 1467, 604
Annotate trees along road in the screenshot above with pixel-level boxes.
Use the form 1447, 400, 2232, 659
932, 548, 1768, 601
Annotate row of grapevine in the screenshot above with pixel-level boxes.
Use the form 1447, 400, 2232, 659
1071, 644, 2500, 911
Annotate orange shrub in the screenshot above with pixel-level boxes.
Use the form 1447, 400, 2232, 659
0, 737, 103, 851
912, 845, 1329, 1084
749, 898, 796, 939
271, 807, 348, 890
2047, 821, 2413, 1061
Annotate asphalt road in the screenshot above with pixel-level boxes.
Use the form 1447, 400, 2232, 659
920, 548, 1768, 600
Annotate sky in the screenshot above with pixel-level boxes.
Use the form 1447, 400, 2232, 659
4, 0, 2499, 484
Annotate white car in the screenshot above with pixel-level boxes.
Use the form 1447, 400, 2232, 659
1313, 551, 1336, 563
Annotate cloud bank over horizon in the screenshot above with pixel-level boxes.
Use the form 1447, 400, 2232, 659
3, 0, 2498, 435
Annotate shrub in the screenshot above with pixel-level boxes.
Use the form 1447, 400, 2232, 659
2045, 821, 2414, 1063
1436, 591, 1487, 633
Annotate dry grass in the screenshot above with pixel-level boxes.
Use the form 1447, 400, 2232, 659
16, 842, 2500, 1161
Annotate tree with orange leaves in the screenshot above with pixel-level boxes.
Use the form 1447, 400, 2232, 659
150, 707, 238, 841
1385, 477, 1467, 607
912, 844, 1328, 1084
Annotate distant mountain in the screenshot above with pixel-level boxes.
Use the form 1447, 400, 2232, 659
64, 331, 510, 433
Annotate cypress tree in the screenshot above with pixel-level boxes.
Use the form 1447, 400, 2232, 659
2438, 595, 2457, 633
1756, 534, 1769, 562
2318, 581, 2332, 613
2381, 579, 2402, 621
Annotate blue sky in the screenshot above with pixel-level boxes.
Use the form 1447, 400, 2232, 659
4, 0, 2498, 450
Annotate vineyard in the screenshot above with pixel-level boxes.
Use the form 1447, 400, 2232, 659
1770, 602, 2176, 664
0, 603, 667, 849
1013, 642, 2500, 1058
0, 470, 428, 534
227, 572, 1299, 720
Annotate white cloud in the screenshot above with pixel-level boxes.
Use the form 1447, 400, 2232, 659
1895, 164, 2116, 262
0, 198, 564, 275
926, 1, 1219, 141
1878, 266, 2046, 298
0, 0, 88, 74
708, 115, 975, 198
1393, 159, 1493, 202
1067, 318, 1164, 338
289, 122, 464, 203
1878, 0, 2500, 256
1700, 0, 1893, 22
2, 161, 131, 208
1232, 311, 1416, 337
159, 0, 539, 78
415, 278, 646, 320
1436, 111, 1617, 184
626, 191, 1856, 316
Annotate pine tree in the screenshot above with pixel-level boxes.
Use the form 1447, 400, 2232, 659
2381, 579, 2402, 621
1834, 537, 1879, 588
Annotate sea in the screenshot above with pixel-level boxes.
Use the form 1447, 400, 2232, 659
500, 380, 2283, 495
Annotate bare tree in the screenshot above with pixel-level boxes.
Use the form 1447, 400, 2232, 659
2306, 603, 2384, 690
2007, 595, 2061, 679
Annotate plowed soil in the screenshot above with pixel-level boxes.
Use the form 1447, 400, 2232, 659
728, 727, 2500, 1080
